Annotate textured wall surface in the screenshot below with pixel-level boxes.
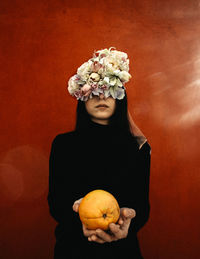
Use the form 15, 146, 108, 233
0, 0, 200, 258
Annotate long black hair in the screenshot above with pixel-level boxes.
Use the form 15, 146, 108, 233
75, 92, 132, 134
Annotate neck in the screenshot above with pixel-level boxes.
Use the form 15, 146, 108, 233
91, 117, 109, 125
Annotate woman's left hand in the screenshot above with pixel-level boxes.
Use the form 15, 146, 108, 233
88, 208, 136, 244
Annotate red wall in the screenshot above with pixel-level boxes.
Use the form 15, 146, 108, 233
0, 0, 200, 258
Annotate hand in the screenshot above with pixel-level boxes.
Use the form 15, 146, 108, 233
73, 198, 97, 238
72, 198, 83, 213
72, 199, 136, 243
88, 208, 136, 244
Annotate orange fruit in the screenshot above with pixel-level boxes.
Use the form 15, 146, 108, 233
78, 189, 120, 230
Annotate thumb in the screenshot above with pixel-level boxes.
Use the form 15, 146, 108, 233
72, 202, 79, 212
72, 198, 83, 212
122, 208, 136, 219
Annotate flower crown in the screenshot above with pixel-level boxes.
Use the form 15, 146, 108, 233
67, 47, 132, 101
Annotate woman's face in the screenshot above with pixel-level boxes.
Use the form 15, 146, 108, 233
85, 94, 116, 125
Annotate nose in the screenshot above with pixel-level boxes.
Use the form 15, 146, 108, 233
99, 93, 105, 100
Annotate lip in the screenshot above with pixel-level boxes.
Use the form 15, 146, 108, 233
95, 104, 109, 108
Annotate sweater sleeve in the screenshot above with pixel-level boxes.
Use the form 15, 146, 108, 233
130, 141, 151, 234
47, 135, 67, 223
47, 135, 78, 227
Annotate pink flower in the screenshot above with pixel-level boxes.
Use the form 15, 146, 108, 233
91, 83, 98, 90
91, 61, 103, 73
74, 90, 82, 99
101, 84, 108, 90
100, 53, 106, 58
81, 83, 92, 97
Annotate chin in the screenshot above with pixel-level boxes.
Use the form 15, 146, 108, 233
96, 111, 112, 118
96, 114, 110, 120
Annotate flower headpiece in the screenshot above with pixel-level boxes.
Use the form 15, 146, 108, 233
67, 47, 132, 101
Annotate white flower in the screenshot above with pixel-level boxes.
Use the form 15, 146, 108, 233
115, 87, 125, 99
116, 78, 123, 87
103, 77, 110, 84
109, 86, 115, 98
104, 89, 111, 98
67, 47, 132, 101
68, 76, 79, 95
109, 86, 125, 99
103, 56, 119, 70
89, 72, 100, 82
119, 59, 129, 72
111, 50, 128, 61
118, 71, 132, 82
92, 87, 104, 96
77, 62, 91, 81
109, 76, 117, 86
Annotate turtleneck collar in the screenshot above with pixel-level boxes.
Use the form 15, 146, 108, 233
89, 119, 111, 129
76, 118, 118, 137
75, 118, 140, 150
86, 119, 114, 135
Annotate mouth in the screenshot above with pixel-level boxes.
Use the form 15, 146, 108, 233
95, 104, 109, 108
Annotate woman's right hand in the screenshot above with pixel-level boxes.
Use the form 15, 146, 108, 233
72, 198, 97, 240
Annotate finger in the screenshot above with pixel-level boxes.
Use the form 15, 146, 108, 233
118, 213, 123, 221
96, 229, 114, 242
89, 234, 105, 244
118, 217, 124, 225
109, 222, 130, 240
72, 203, 79, 212
109, 223, 121, 235
72, 198, 83, 212
119, 208, 136, 233
82, 224, 96, 237
121, 219, 131, 233
121, 208, 136, 219
120, 215, 133, 233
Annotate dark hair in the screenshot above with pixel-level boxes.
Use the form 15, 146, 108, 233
75, 92, 131, 133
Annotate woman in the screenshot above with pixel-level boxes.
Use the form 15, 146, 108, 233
47, 47, 151, 258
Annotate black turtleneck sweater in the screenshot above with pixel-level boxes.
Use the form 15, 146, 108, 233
47, 120, 151, 259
